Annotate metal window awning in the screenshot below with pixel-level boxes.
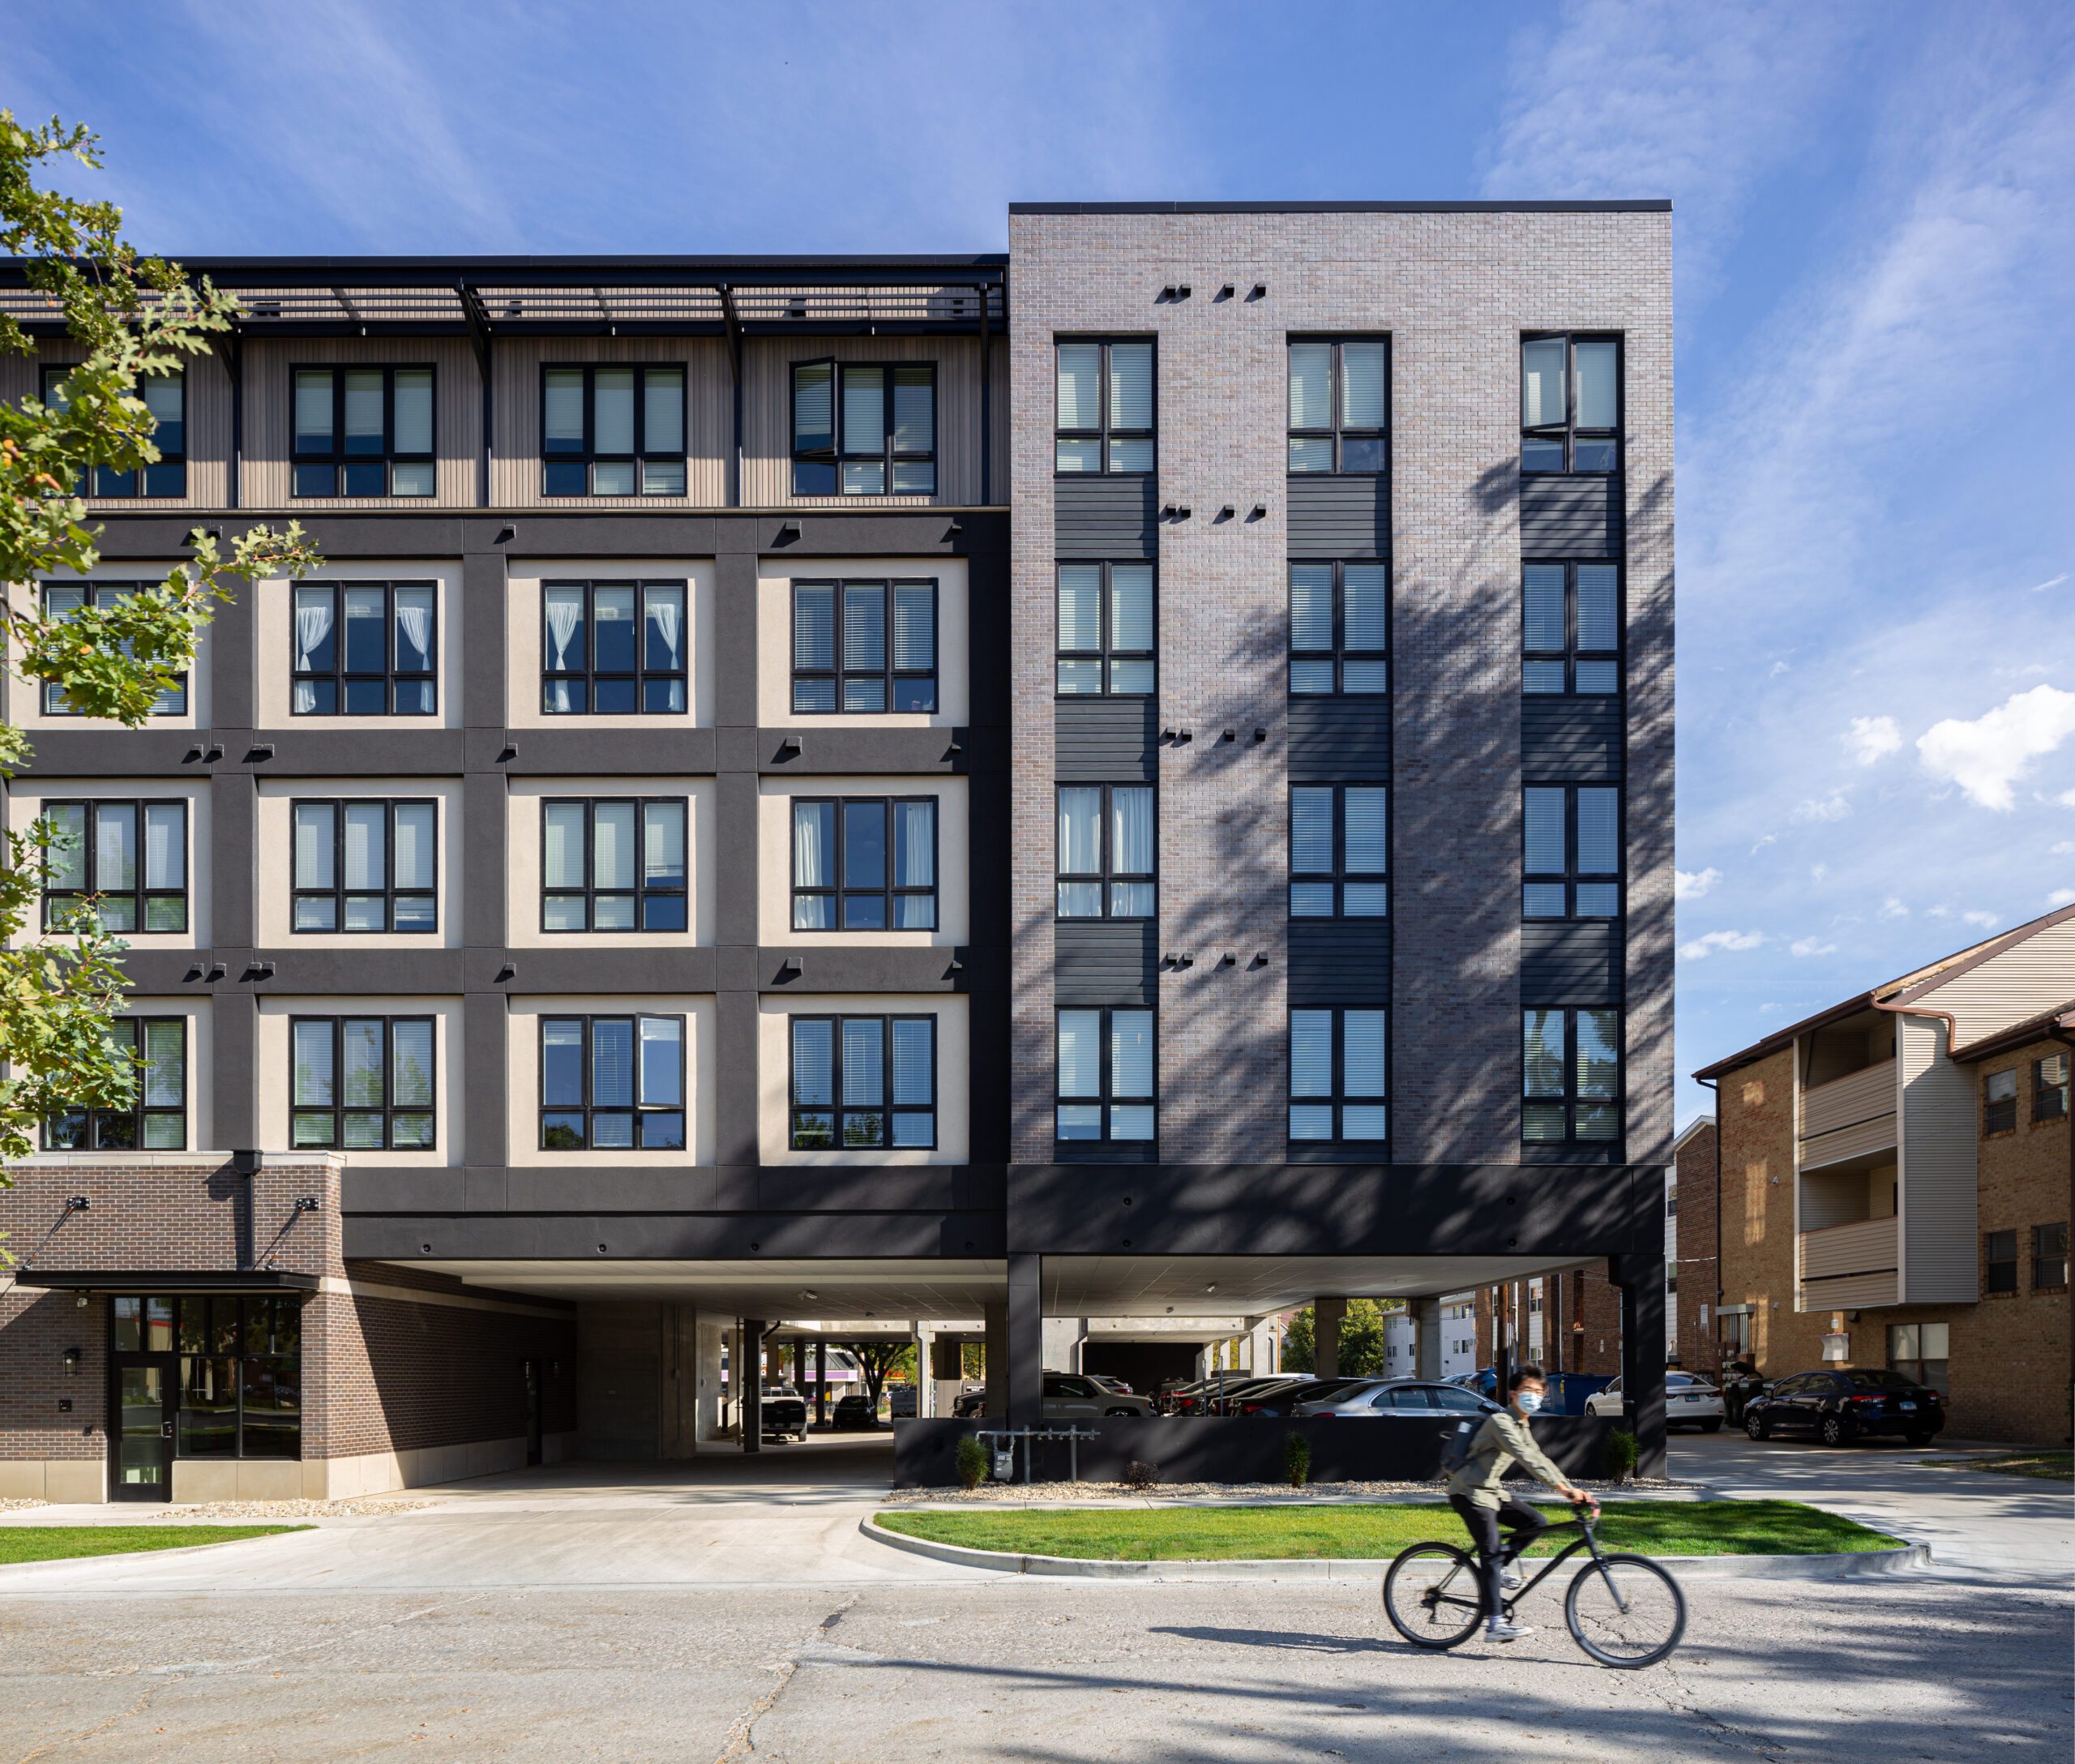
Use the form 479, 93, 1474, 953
13, 1269, 320, 1293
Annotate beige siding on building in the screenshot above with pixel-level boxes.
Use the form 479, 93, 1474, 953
1800, 1060, 1897, 1138
1899, 1013, 1980, 1303
1919, 913, 2075, 1047
1799, 1112, 1898, 1171
6, 338, 232, 509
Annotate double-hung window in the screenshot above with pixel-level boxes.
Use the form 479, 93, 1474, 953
1983, 1068, 2017, 1135
292, 799, 436, 932
789, 1016, 935, 1149
1055, 340, 1153, 473
1524, 563, 1620, 695
1289, 1008, 1388, 1145
41, 366, 186, 497
1289, 563, 1388, 696
1521, 334, 1620, 473
1524, 1008, 1622, 1144
541, 580, 687, 714
41, 582, 188, 715
1887, 1321, 1949, 1394
1523, 786, 1620, 919
2034, 1223, 2069, 1291
1286, 339, 1387, 473
542, 365, 686, 496
791, 797, 935, 931
541, 799, 687, 932
791, 362, 935, 495
44, 1017, 185, 1150
1055, 563, 1154, 696
293, 366, 434, 497
791, 580, 936, 713
292, 580, 436, 715
1056, 1008, 1154, 1143
291, 1017, 434, 1150
1056, 786, 1155, 918
2036, 1053, 2070, 1123
1289, 786, 1387, 918
541, 1015, 684, 1150
41, 799, 186, 932
1983, 1230, 2019, 1293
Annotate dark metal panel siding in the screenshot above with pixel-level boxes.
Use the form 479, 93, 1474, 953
1055, 920, 1157, 1004
1287, 699, 1391, 781
1521, 923, 1623, 1005
1519, 477, 1622, 557
1055, 697, 1157, 781
1286, 476, 1388, 559
1054, 477, 1157, 559
1287, 920, 1392, 1004
1521, 700, 1624, 782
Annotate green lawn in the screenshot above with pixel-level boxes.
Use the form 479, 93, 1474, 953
1924, 1450, 2073, 1481
0, 1526, 311, 1565
876, 1501, 1904, 1562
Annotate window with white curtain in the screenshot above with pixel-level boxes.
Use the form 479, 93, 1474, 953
1524, 1008, 1622, 1145
44, 1017, 186, 1150
1288, 562, 1388, 696
791, 362, 935, 495
789, 1015, 935, 1149
41, 366, 186, 497
1055, 340, 1153, 473
1055, 562, 1154, 696
291, 799, 437, 932
541, 365, 686, 495
1288, 786, 1386, 918
291, 580, 435, 715
790, 579, 936, 713
39, 581, 189, 715
291, 366, 434, 497
1056, 785, 1155, 918
1288, 1008, 1388, 1145
540, 579, 687, 714
541, 798, 688, 932
1522, 786, 1621, 920
1521, 334, 1620, 473
540, 1014, 685, 1150
1523, 563, 1621, 695
291, 1016, 435, 1150
791, 796, 935, 931
40, 799, 186, 933
1055, 1007, 1154, 1143
1286, 339, 1387, 473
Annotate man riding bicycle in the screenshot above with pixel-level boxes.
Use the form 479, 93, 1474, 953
1445, 1364, 1598, 1642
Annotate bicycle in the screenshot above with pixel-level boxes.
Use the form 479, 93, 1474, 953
1381, 1508, 1687, 1668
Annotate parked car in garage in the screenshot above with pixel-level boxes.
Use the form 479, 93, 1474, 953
951, 1389, 989, 1419
1227, 1377, 1372, 1416
1294, 1379, 1501, 1419
760, 1385, 808, 1441
887, 1384, 918, 1419
1043, 1373, 1151, 1418
1742, 1368, 1945, 1447
831, 1394, 881, 1430
1089, 1375, 1135, 1396
1585, 1372, 1726, 1432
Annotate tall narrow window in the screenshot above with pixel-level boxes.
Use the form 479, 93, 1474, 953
1288, 786, 1387, 918
41, 799, 186, 932
1055, 562, 1154, 696
1983, 1068, 2017, 1135
291, 580, 436, 716
1524, 1008, 1622, 1145
2035, 1053, 2070, 1123
789, 1015, 935, 1148
541, 798, 687, 932
1523, 563, 1621, 695
291, 366, 434, 497
41, 366, 186, 497
541, 365, 686, 496
44, 1017, 186, 1150
1286, 339, 1387, 473
791, 797, 935, 931
1289, 563, 1388, 696
2034, 1223, 2069, 1291
1522, 786, 1621, 919
290, 1017, 434, 1150
541, 580, 687, 714
1055, 1008, 1154, 1144
1983, 1229, 2019, 1293
291, 799, 437, 932
1288, 1008, 1388, 1145
39, 583, 188, 715
790, 579, 936, 713
1056, 786, 1156, 918
1055, 340, 1153, 473
540, 1014, 684, 1150
790, 362, 935, 495
1521, 334, 1621, 473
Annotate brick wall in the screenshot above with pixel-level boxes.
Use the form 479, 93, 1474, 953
1673, 1120, 1721, 1371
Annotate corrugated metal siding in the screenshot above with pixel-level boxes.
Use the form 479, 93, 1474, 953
1899, 1013, 1979, 1303
10, 339, 232, 509
1521, 700, 1622, 781
1521, 923, 1621, 1005
1919, 915, 2075, 1047
1798, 1113, 1898, 1171
1288, 920, 1391, 1004
1055, 920, 1157, 1005
1055, 698, 1157, 781
492, 336, 729, 509
1054, 477, 1157, 558
1800, 1060, 1897, 1138
1288, 699, 1391, 781
1520, 476, 1622, 557
1286, 476, 1388, 558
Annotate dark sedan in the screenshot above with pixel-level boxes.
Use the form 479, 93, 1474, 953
831, 1394, 882, 1430
1743, 1368, 1945, 1447
1228, 1377, 1371, 1416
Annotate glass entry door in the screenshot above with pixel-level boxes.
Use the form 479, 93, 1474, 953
111, 1359, 174, 1500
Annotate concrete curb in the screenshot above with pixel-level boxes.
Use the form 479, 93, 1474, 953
858, 1517, 1932, 1582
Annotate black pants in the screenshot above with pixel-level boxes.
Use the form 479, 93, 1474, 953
1449, 1492, 1550, 1618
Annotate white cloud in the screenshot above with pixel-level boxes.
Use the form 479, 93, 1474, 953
2053, 841, 2075, 856
1750, 834, 1778, 854
1679, 929, 1767, 960
2051, 888, 2075, 908
1675, 867, 1722, 901
1790, 937, 1838, 957
1793, 793, 1853, 824
1812, 863, 1829, 882
1880, 897, 1910, 919
2059, 791, 2075, 811
1916, 684, 2075, 811
1769, 660, 1791, 678
1962, 910, 2000, 928
2032, 574, 2069, 593
1844, 716, 1903, 765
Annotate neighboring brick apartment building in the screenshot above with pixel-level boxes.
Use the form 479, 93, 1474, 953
1, 200, 1679, 1501
1696, 909, 2073, 1443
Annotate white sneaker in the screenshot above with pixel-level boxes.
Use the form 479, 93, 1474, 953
1500, 1567, 1526, 1591
1485, 1621, 1534, 1642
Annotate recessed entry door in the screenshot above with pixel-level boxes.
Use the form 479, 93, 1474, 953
110, 1358, 175, 1501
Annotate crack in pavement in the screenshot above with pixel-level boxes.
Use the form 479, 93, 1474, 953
714, 1592, 860, 1762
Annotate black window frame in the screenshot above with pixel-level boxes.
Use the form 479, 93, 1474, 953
41, 364, 186, 498
539, 577, 690, 716
38, 581, 188, 716
1053, 337, 1155, 476
1055, 560, 1157, 698
1054, 783, 1157, 921
1288, 560, 1389, 697
290, 577, 439, 717
2034, 1222, 2069, 1291
1983, 1228, 2019, 1294
1285, 335, 1389, 476
1523, 784, 1623, 922
289, 1014, 437, 1152
1286, 1005, 1389, 1148
289, 363, 436, 499
789, 577, 939, 715
43, 1014, 186, 1151
1521, 332, 1623, 474
789, 359, 937, 497
2036, 1053, 2070, 1123
290, 797, 439, 935
537, 1012, 687, 1152
1523, 1007, 1624, 1146
39, 796, 188, 934
789, 794, 939, 933
1287, 782, 1389, 920
540, 362, 688, 498
1983, 1067, 2018, 1136
1521, 560, 1624, 696
539, 796, 690, 934
109, 1293, 303, 1464
1053, 1005, 1157, 1148
787, 1013, 937, 1150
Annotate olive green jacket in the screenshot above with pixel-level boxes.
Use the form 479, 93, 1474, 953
1444, 1408, 1570, 1510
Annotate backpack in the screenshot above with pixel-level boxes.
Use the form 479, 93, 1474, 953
1438, 1416, 1479, 1473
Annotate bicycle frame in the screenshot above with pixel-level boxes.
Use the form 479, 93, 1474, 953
1495, 1515, 1602, 1615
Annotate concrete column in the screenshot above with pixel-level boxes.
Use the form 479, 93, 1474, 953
815, 1338, 828, 1426
1007, 1254, 1044, 1429
913, 1322, 933, 1417
742, 1317, 763, 1453
1314, 1297, 1346, 1380
1248, 1317, 1277, 1375
982, 1303, 1008, 1417
1611, 1253, 1667, 1479
1409, 1296, 1442, 1381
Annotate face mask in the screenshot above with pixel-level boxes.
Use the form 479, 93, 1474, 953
1515, 1392, 1543, 1415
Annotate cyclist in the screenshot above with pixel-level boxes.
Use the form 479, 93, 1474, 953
1445, 1363, 1598, 1642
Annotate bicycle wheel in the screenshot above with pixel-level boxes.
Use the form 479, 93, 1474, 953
1382, 1544, 1484, 1650
1564, 1553, 1687, 1668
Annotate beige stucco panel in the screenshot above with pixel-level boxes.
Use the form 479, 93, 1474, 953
755, 559, 968, 727
7, 564, 213, 731
756, 774, 968, 946
255, 777, 464, 950
505, 777, 716, 948
757, 992, 968, 1165
253, 562, 463, 730
256, 995, 464, 1167
505, 993, 716, 1167
503, 559, 716, 730
7, 777, 213, 950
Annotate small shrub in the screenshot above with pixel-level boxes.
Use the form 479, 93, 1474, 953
1125, 1460, 1160, 1491
955, 1434, 989, 1491
1605, 1427, 1640, 1482
1285, 1432, 1311, 1488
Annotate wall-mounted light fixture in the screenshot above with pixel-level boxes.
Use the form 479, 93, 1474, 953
65, 1196, 89, 1214
295, 1196, 321, 1213
1253, 726, 1267, 743
63, 1347, 81, 1374
1215, 284, 1235, 302
1248, 283, 1268, 301
495, 961, 517, 983
779, 734, 802, 756
244, 743, 276, 763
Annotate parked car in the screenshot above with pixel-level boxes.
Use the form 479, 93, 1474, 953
1043, 1373, 1151, 1418
951, 1389, 989, 1419
1197, 1376, 1301, 1416
887, 1384, 918, 1419
1743, 1368, 1945, 1447
1294, 1378, 1502, 1419
760, 1385, 808, 1441
831, 1394, 881, 1431
1228, 1377, 1371, 1416
1585, 1372, 1725, 1432
1452, 1368, 1500, 1401
1089, 1375, 1135, 1396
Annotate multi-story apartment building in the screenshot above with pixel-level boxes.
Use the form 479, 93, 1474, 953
0, 201, 1676, 1503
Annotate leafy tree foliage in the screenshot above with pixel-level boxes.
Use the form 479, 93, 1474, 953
1281, 1299, 1403, 1377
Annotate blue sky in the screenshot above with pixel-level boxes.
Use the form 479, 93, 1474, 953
11, 1, 2073, 1126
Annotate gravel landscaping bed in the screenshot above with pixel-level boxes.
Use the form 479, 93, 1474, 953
0, 1498, 52, 1513
883, 1475, 1701, 1505
144, 1497, 435, 1520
